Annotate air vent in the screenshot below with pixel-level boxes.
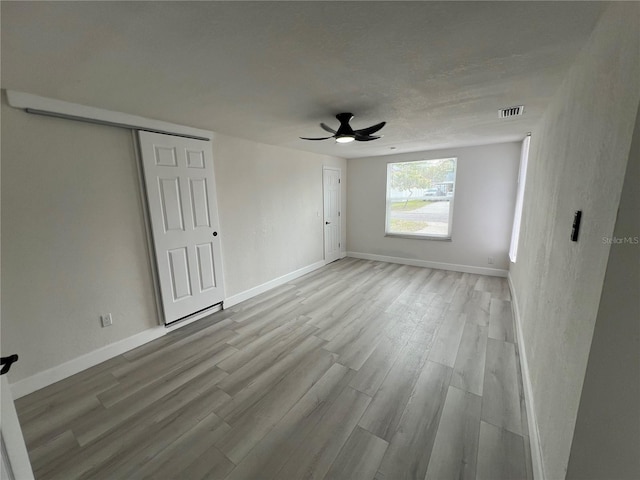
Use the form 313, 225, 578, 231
499, 105, 524, 119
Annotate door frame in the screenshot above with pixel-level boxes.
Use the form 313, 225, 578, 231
322, 166, 342, 264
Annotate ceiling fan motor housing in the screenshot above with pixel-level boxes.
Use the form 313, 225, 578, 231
335, 113, 355, 137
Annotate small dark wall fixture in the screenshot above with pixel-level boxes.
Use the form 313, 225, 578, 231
571, 210, 582, 242
0, 354, 18, 375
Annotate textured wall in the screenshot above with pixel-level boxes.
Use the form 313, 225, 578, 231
347, 142, 520, 271
566, 105, 640, 480
509, 4, 640, 479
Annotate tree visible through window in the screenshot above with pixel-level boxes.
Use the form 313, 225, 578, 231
385, 157, 457, 239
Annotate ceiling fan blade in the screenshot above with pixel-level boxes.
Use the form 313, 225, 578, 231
354, 121, 386, 136
354, 134, 381, 142
320, 123, 337, 134
300, 136, 333, 141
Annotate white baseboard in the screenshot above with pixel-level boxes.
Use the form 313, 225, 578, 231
224, 260, 326, 309
10, 327, 166, 399
508, 273, 545, 480
346, 251, 508, 277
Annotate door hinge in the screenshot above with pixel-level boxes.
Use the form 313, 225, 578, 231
338, 178, 341, 184
339, 242, 341, 248
338, 211, 341, 216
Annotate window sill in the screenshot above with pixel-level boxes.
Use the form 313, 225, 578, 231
385, 233, 452, 241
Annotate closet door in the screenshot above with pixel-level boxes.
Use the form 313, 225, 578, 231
138, 131, 225, 324
323, 167, 342, 264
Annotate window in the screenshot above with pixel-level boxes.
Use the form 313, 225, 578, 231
509, 135, 531, 262
385, 157, 457, 239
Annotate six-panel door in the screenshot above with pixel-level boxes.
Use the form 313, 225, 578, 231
138, 131, 225, 324
323, 167, 342, 264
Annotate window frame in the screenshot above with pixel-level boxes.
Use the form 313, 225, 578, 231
384, 157, 458, 241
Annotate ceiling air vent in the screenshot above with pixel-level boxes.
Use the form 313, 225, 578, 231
499, 105, 524, 119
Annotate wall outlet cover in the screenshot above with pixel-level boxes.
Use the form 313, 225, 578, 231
101, 314, 113, 328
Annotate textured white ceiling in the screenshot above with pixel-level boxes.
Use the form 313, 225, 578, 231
1, 1, 605, 158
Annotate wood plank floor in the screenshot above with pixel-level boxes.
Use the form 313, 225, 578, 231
16, 258, 534, 480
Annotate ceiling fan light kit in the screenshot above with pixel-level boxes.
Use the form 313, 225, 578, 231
301, 112, 386, 143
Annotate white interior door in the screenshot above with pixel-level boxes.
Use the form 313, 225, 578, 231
323, 167, 342, 264
138, 131, 225, 324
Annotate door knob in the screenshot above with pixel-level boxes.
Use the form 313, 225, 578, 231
325, 221, 331, 225
212, 231, 218, 237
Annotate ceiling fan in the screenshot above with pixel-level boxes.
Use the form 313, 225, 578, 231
301, 113, 386, 143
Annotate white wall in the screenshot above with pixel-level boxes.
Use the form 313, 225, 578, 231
347, 142, 520, 272
566, 105, 640, 480
212, 133, 346, 298
1, 98, 346, 384
509, 4, 640, 479
1, 98, 159, 383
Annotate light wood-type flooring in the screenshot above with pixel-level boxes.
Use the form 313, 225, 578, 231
16, 258, 533, 480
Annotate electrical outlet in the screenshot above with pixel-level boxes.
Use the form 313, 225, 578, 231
487, 257, 494, 265
101, 313, 113, 328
